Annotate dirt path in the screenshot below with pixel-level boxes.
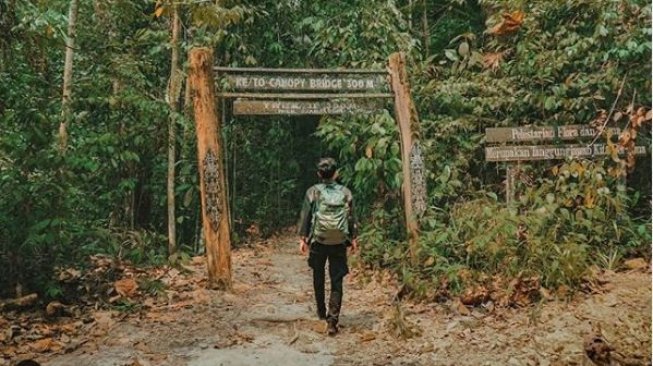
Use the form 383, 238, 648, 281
42, 237, 651, 366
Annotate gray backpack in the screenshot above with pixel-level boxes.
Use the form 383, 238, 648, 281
311, 183, 350, 245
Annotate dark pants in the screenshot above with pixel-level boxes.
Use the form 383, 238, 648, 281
308, 242, 349, 324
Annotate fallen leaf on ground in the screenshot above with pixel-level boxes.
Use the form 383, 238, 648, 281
92, 311, 115, 330
214, 338, 237, 349
584, 334, 613, 365
305, 319, 327, 334
29, 338, 63, 353
115, 278, 138, 297
623, 258, 648, 271
360, 331, 376, 342
58, 268, 81, 282
539, 288, 552, 301
460, 286, 489, 306
46, 301, 64, 316
134, 341, 150, 353
124, 357, 150, 366
452, 299, 471, 316
420, 342, 435, 353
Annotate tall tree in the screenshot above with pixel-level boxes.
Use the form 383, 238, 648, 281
166, 3, 182, 256
0, 0, 16, 71
421, 0, 428, 57
59, 0, 79, 151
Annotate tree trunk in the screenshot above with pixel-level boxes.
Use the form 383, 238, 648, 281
167, 4, 182, 256
0, 0, 17, 71
388, 52, 422, 263
407, 0, 413, 31
183, 66, 194, 139
422, 0, 429, 58
189, 47, 232, 290
59, 0, 79, 152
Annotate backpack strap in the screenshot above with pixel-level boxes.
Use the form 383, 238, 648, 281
311, 184, 324, 212
309, 184, 323, 240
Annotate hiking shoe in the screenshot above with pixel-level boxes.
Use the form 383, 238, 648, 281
327, 321, 338, 336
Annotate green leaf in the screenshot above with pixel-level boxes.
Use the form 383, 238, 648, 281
596, 25, 608, 37
444, 49, 459, 61
544, 96, 556, 111
546, 193, 555, 204
31, 219, 51, 232
183, 188, 194, 207
458, 41, 470, 57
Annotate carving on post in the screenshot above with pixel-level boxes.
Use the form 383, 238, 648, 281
202, 150, 222, 232
409, 142, 427, 219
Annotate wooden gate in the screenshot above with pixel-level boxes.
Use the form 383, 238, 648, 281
189, 48, 425, 289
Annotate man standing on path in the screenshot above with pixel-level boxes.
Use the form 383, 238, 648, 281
298, 157, 358, 336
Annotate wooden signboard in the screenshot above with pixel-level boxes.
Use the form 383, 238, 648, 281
485, 125, 622, 143
486, 144, 646, 162
232, 99, 381, 115
224, 74, 388, 92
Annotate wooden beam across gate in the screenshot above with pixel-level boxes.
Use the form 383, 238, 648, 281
216, 92, 393, 99
214, 66, 387, 74
223, 73, 389, 92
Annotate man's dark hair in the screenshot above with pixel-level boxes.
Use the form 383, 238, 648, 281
317, 157, 337, 179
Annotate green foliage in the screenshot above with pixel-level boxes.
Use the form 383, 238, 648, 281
0, 0, 650, 302
416, 0, 651, 206
0, 0, 173, 297
317, 111, 403, 218
218, 0, 414, 239
302, 0, 415, 66
353, 0, 651, 298
220, 0, 415, 68
364, 160, 651, 296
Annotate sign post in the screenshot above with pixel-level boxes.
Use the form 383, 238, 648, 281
189, 48, 232, 290
484, 125, 646, 203
232, 99, 382, 115
388, 52, 424, 263
223, 73, 388, 92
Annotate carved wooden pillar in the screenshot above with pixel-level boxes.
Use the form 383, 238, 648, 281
189, 47, 232, 290
388, 52, 425, 262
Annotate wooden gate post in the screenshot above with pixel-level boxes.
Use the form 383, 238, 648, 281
189, 48, 232, 290
388, 52, 424, 262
